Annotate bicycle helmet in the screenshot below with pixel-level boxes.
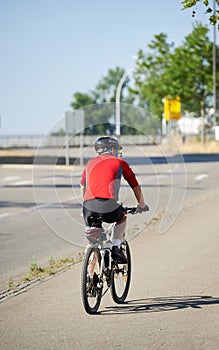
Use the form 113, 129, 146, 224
94, 136, 123, 154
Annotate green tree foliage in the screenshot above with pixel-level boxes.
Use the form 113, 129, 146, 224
120, 104, 161, 136
131, 33, 175, 118
131, 23, 218, 118
71, 66, 129, 109
181, 0, 219, 27
95, 66, 129, 103
164, 23, 215, 115
71, 92, 96, 110
82, 104, 115, 135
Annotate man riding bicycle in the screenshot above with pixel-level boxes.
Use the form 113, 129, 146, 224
80, 136, 149, 263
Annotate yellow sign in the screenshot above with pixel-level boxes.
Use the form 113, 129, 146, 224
163, 96, 181, 121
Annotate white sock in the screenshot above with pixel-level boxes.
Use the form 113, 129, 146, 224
113, 239, 121, 248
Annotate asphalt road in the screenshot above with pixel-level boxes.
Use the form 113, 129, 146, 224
0, 176, 219, 349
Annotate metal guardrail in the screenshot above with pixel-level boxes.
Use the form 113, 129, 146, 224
0, 134, 160, 148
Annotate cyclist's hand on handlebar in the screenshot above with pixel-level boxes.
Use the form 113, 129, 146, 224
136, 204, 149, 214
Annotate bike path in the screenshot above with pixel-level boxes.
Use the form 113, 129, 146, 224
0, 196, 219, 349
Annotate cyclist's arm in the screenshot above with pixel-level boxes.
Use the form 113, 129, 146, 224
121, 160, 147, 208
132, 185, 146, 208
80, 167, 86, 199
81, 184, 86, 198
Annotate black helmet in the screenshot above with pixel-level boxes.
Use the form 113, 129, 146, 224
94, 136, 122, 153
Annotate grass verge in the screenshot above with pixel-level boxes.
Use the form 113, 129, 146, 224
0, 253, 84, 303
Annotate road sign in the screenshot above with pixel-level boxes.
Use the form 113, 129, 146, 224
65, 110, 84, 134
163, 97, 181, 121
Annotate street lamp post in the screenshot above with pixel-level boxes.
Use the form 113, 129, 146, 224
115, 69, 132, 137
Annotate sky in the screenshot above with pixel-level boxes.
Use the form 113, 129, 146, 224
0, 0, 214, 135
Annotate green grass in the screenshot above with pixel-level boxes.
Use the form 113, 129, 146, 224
7, 253, 84, 292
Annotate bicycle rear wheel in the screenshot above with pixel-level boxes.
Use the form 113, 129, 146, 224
81, 246, 102, 314
111, 240, 131, 303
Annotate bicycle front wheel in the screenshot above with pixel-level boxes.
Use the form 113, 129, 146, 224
81, 246, 102, 314
111, 240, 131, 303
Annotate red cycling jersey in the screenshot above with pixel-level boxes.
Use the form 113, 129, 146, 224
80, 154, 139, 202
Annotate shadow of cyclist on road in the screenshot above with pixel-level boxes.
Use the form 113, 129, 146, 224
100, 295, 219, 315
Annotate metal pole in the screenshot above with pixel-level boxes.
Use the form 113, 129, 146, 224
115, 69, 132, 137
80, 132, 84, 166
65, 112, 70, 166
65, 135, 70, 166
213, 0, 217, 130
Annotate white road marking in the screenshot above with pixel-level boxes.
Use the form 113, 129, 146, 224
3, 176, 20, 182
68, 195, 81, 200
13, 180, 32, 186
194, 174, 208, 181
0, 179, 31, 187
0, 213, 10, 219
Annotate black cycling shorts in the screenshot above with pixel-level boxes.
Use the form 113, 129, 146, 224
83, 198, 124, 227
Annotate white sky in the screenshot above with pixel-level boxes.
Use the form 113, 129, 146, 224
0, 0, 213, 134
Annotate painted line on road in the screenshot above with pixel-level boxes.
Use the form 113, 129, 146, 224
3, 176, 20, 182
0, 178, 32, 187
194, 174, 208, 181
68, 195, 81, 200
0, 213, 10, 219
13, 180, 32, 186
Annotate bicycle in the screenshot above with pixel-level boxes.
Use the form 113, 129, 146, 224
81, 206, 138, 314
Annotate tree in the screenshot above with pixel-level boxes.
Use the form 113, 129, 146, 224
164, 23, 215, 116
95, 66, 130, 103
132, 23, 218, 118
71, 92, 96, 110
131, 33, 175, 118
71, 66, 130, 109
181, 0, 219, 28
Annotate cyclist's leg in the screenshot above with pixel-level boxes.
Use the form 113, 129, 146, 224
83, 200, 102, 227
82, 201, 103, 244
103, 206, 128, 263
112, 215, 128, 263
83, 200, 106, 229
101, 203, 126, 245
114, 215, 126, 243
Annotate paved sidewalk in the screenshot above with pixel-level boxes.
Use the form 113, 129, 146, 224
0, 196, 219, 349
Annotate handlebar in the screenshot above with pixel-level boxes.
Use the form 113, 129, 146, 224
123, 207, 137, 214
123, 205, 149, 214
